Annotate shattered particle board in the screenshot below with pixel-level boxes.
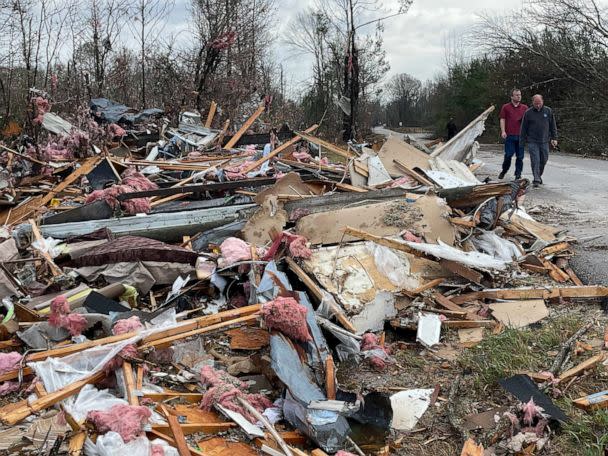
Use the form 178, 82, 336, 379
197, 437, 258, 455
227, 327, 270, 350
242, 196, 288, 244
377, 135, 430, 176
488, 300, 549, 328
296, 195, 455, 245
302, 242, 432, 334
254, 172, 317, 205
501, 211, 559, 241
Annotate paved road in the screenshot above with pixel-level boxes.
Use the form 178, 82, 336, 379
373, 127, 608, 284
477, 145, 608, 285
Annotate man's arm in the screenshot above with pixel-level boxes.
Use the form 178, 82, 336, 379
499, 118, 507, 139
549, 109, 558, 140
519, 111, 528, 144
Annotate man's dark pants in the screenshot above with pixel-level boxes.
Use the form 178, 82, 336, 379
502, 135, 524, 177
528, 142, 550, 183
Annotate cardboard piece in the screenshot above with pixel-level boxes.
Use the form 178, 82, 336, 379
489, 299, 548, 328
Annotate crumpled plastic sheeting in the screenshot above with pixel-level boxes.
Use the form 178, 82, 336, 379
84, 431, 178, 456
87, 404, 151, 442
65, 385, 129, 423
261, 297, 312, 342
199, 365, 273, 423
471, 230, 523, 262
369, 243, 413, 288
48, 296, 88, 336
404, 239, 509, 271
113, 316, 144, 335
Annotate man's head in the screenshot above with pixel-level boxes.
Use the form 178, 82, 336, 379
510, 89, 522, 104
532, 94, 544, 110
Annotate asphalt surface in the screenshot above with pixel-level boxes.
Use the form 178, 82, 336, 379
372, 127, 608, 285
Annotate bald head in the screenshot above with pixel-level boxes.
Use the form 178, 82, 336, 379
532, 94, 544, 110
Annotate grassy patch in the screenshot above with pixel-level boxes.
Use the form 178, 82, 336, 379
552, 401, 608, 456
459, 314, 584, 390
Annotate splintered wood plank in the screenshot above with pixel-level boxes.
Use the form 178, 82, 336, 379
565, 267, 584, 286
197, 437, 258, 456
432, 292, 465, 313
171, 404, 232, 425
147, 429, 205, 456
224, 104, 265, 150
122, 361, 139, 406
326, 355, 336, 400
227, 327, 270, 350
573, 390, 608, 411
450, 285, 608, 304
461, 438, 484, 456
29, 219, 63, 276
558, 353, 606, 382
68, 430, 86, 456
205, 101, 217, 127
439, 259, 484, 284
143, 392, 203, 403
296, 131, 356, 159
152, 423, 234, 435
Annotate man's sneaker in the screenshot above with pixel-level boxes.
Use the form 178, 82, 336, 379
533, 182, 540, 188
498, 171, 506, 179
540, 178, 544, 184
515, 175, 521, 180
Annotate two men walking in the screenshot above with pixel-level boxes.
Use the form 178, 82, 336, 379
499, 91, 558, 187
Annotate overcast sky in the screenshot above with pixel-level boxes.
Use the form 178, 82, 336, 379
168, 0, 526, 93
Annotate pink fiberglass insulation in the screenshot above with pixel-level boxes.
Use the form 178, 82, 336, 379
0, 352, 23, 374
360, 332, 391, 371
104, 344, 138, 373
48, 296, 88, 336
262, 232, 312, 260
42, 143, 74, 161
292, 151, 312, 162
33, 97, 50, 124
107, 123, 126, 138
151, 445, 165, 456
388, 175, 417, 188
225, 161, 255, 181
199, 366, 272, 423
219, 237, 252, 266
261, 297, 312, 342
112, 316, 144, 335
87, 404, 151, 442
0, 381, 20, 396
402, 230, 423, 243
86, 169, 157, 215
336, 452, 358, 456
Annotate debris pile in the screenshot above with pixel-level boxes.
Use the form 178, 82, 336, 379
0, 97, 607, 455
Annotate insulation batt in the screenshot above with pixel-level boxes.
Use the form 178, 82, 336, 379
0, 381, 20, 396
261, 297, 312, 342
48, 296, 88, 336
104, 344, 139, 373
0, 352, 22, 374
262, 232, 312, 260
107, 123, 126, 137
360, 333, 390, 370
336, 452, 358, 456
112, 316, 144, 335
86, 168, 158, 215
87, 404, 151, 442
292, 151, 312, 162
219, 237, 254, 267
33, 97, 50, 124
199, 366, 272, 423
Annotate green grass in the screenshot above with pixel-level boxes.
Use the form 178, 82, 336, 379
553, 401, 608, 456
459, 314, 584, 390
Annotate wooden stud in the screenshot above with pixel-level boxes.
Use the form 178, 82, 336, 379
241, 125, 319, 174
122, 361, 139, 406
295, 131, 356, 159
28, 219, 63, 276
224, 104, 266, 150
68, 430, 87, 456
325, 355, 336, 400
205, 101, 217, 128
573, 390, 608, 411
393, 159, 435, 187
558, 353, 606, 383
432, 292, 465, 313
161, 405, 191, 456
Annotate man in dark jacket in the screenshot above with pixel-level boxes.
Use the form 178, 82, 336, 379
519, 94, 558, 187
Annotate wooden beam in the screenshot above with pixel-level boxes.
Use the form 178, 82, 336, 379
224, 104, 265, 150
161, 405, 191, 456
123, 361, 139, 406
558, 353, 606, 383
325, 355, 336, 400
403, 278, 446, 297
152, 422, 234, 435
1, 156, 100, 225
241, 125, 319, 174
68, 431, 87, 456
205, 101, 217, 128
295, 131, 356, 159
442, 320, 495, 329
432, 292, 465, 313
393, 159, 435, 187
0, 370, 106, 425
343, 226, 427, 259
573, 390, 608, 411
29, 219, 62, 276
450, 285, 608, 305
439, 259, 484, 285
